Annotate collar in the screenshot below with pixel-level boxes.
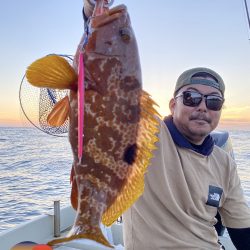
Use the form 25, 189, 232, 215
164, 116, 214, 156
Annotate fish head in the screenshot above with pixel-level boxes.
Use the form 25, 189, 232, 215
82, 4, 141, 91
87, 4, 135, 54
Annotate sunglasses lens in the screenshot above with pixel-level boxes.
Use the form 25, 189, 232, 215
206, 96, 224, 111
183, 92, 202, 107
181, 91, 224, 111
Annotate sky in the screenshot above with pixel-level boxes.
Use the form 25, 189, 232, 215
0, 0, 250, 130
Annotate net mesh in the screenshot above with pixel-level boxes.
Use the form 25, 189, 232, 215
19, 54, 72, 137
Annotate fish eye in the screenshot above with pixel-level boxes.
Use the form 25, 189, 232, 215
119, 27, 131, 42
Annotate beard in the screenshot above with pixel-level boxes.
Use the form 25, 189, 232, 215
184, 114, 213, 143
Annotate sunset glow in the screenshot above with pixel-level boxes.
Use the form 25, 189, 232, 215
221, 106, 250, 122
2, 103, 249, 130
1, 1, 250, 131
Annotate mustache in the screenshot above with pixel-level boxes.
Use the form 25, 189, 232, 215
189, 114, 211, 123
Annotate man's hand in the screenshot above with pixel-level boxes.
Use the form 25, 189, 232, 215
83, 0, 95, 18
83, 0, 114, 18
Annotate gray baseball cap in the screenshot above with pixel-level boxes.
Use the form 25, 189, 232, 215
174, 67, 225, 96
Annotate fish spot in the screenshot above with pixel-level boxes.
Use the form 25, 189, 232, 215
123, 143, 137, 165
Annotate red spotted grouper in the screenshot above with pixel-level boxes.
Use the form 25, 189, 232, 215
26, 1, 159, 247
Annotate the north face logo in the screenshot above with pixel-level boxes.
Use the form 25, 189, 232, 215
206, 185, 223, 207
209, 193, 220, 201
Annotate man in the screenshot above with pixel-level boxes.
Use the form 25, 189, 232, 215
82, 1, 250, 249
123, 67, 250, 249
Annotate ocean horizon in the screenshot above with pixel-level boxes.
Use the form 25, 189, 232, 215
1, 115, 250, 131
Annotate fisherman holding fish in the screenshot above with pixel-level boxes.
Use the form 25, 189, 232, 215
82, 2, 250, 250
25, 0, 250, 249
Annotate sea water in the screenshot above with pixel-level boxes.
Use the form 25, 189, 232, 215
0, 127, 249, 233
0, 127, 72, 232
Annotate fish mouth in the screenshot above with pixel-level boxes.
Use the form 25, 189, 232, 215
91, 4, 127, 28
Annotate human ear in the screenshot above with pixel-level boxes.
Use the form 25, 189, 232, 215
169, 98, 175, 115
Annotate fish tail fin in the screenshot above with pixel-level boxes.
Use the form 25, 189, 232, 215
102, 90, 161, 226
47, 226, 113, 248
26, 55, 77, 90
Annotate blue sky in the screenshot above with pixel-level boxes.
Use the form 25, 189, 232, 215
1, 0, 250, 128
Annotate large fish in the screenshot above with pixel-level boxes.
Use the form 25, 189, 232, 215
26, 1, 159, 247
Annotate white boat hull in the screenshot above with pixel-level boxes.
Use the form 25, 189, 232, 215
0, 205, 236, 250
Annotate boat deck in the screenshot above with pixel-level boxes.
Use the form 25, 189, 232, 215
0, 205, 236, 250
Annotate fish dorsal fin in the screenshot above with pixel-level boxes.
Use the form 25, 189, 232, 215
26, 55, 77, 90
47, 95, 70, 127
102, 90, 161, 226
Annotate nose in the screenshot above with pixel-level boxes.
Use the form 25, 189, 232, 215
197, 97, 207, 111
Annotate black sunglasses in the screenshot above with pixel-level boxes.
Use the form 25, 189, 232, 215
175, 91, 224, 111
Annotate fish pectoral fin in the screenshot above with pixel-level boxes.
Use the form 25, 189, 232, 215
26, 55, 77, 90
47, 96, 70, 127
